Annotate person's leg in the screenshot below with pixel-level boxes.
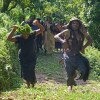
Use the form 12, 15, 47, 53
68, 85, 73, 92
30, 68, 37, 87
26, 81, 31, 88
82, 56, 91, 81
77, 57, 88, 81
31, 69, 37, 87
22, 66, 31, 88
30, 57, 37, 87
20, 63, 30, 88
36, 37, 40, 53
39, 34, 43, 51
64, 59, 76, 92
21, 62, 36, 88
37, 43, 40, 53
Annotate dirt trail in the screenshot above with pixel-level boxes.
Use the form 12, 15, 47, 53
36, 71, 90, 86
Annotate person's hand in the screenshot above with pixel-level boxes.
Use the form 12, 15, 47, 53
33, 20, 39, 25
54, 35, 66, 43
61, 39, 66, 43
81, 46, 85, 54
54, 35, 58, 39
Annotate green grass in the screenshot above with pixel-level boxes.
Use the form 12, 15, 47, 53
0, 82, 100, 100
0, 52, 100, 100
36, 52, 66, 82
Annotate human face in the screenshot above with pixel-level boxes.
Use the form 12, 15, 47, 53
71, 20, 80, 31
22, 32, 29, 39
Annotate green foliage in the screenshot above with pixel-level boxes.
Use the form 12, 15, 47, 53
88, 2, 100, 49
0, 0, 100, 91
0, 28, 21, 91
0, 13, 21, 91
17, 24, 31, 34
83, 1, 100, 49
85, 47, 100, 81
6, 42, 21, 76
0, 38, 9, 90
20, 0, 30, 7
8, 6, 24, 22
0, 13, 14, 29
36, 53, 65, 80
0, 47, 100, 99
0, 0, 3, 8
1, 79, 100, 99
36, 48, 100, 81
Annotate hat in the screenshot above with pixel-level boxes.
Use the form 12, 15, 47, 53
67, 17, 82, 29
70, 17, 81, 22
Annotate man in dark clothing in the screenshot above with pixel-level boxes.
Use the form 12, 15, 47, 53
27, 17, 43, 53
35, 18, 43, 53
54, 17, 93, 92
7, 20, 45, 88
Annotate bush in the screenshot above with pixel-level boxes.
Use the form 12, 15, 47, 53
0, 13, 14, 30
0, 28, 21, 91
85, 46, 100, 81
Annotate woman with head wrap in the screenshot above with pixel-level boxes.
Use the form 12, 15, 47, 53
54, 17, 93, 92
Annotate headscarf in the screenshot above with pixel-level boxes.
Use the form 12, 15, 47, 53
67, 17, 82, 29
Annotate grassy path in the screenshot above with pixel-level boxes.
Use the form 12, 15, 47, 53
0, 80, 100, 100
0, 52, 100, 100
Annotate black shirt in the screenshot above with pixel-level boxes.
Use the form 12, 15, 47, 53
15, 32, 37, 62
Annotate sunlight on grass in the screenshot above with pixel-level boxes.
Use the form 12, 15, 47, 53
0, 52, 100, 100
0, 81, 100, 100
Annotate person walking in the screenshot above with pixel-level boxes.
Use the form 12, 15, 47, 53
7, 20, 45, 88
54, 17, 93, 92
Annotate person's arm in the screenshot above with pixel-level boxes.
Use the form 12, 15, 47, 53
80, 24, 93, 53
54, 29, 69, 43
83, 35, 93, 48
7, 25, 18, 42
81, 32, 93, 53
33, 20, 45, 35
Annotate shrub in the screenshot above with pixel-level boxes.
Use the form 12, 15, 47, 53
0, 28, 21, 91
0, 13, 14, 30
85, 46, 100, 81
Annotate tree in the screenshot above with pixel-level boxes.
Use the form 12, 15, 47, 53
1, 0, 12, 12
1, 0, 31, 13
1, 0, 18, 12
84, 0, 100, 49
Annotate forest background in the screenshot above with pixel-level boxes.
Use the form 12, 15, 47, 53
0, 0, 100, 93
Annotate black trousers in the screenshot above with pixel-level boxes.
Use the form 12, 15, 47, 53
64, 53, 90, 86
20, 57, 37, 83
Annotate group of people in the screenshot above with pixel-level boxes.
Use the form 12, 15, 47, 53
7, 15, 93, 92
20, 15, 65, 54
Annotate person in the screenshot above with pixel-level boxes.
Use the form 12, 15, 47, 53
35, 18, 43, 53
7, 20, 45, 88
44, 17, 55, 54
27, 15, 37, 30
27, 16, 43, 53
50, 23, 63, 52
54, 17, 93, 92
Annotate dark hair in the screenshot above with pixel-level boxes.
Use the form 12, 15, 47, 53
29, 15, 36, 20
36, 18, 41, 23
